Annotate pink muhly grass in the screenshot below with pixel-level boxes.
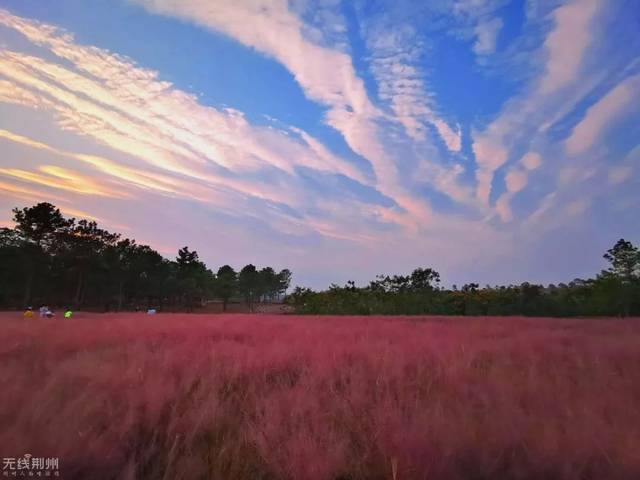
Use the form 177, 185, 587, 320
0, 313, 639, 479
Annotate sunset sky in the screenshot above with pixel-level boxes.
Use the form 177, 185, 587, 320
0, 0, 638, 288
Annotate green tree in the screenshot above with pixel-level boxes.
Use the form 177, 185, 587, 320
603, 239, 639, 282
238, 264, 259, 311
0, 228, 28, 306
216, 265, 237, 312
598, 239, 640, 316
409, 268, 440, 291
61, 219, 120, 307
101, 239, 140, 311
258, 267, 277, 302
276, 269, 292, 299
12, 202, 72, 249
11, 203, 73, 305
1, 203, 294, 312
175, 247, 212, 310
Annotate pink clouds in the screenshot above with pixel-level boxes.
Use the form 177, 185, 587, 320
132, 0, 438, 229
472, 131, 508, 205
565, 198, 590, 216
1, 7, 469, 268
0, 9, 367, 185
131, 0, 381, 150
0, 1, 634, 288
365, 25, 462, 152
494, 170, 527, 222
133, 0, 466, 225
607, 146, 639, 185
494, 194, 514, 222
538, 0, 600, 94
0, 165, 128, 198
1, 8, 410, 243
565, 75, 639, 156
504, 169, 527, 193
471, 0, 603, 218
521, 152, 542, 171
607, 166, 633, 185
0, 79, 49, 109
432, 119, 462, 153
495, 152, 542, 222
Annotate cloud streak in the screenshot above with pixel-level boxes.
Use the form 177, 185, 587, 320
471, 0, 604, 211
538, 0, 600, 94
130, 0, 471, 227
0, 1, 637, 288
565, 75, 639, 156
0, 8, 404, 242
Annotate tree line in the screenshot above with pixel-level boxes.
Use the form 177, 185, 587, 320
287, 240, 640, 317
2, 202, 638, 317
0, 203, 291, 311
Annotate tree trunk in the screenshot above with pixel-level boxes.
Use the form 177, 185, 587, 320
22, 269, 34, 307
117, 280, 124, 311
74, 270, 84, 308
22, 248, 39, 308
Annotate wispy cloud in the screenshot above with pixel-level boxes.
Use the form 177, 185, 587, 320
538, 0, 600, 94
130, 0, 464, 226
129, 0, 385, 172
473, 17, 503, 55
565, 74, 639, 156
362, 17, 462, 152
451, 0, 508, 61
0, 0, 637, 288
0, 165, 128, 198
495, 151, 542, 222
0, 8, 399, 241
0, 179, 67, 204
608, 146, 639, 186
471, 0, 604, 211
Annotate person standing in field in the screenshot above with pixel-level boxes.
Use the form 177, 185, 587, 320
64, 308, 72, 318
23, 307, 33, 318
39, 305, 47, 318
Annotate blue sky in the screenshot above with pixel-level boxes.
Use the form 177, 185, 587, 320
0, 0, 638, 288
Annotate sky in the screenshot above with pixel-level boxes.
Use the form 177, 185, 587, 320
0, 0, 638, 289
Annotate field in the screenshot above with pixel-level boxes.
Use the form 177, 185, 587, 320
1, 313, 639, 480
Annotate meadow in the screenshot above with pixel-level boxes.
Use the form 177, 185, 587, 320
1, 312, 639, 480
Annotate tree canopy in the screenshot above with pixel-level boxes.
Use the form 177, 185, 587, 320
288, 241, 640, 317
1, 202, 637, 317
0, 203, 292, 311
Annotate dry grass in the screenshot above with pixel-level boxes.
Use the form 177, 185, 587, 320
1, 312, 639, 479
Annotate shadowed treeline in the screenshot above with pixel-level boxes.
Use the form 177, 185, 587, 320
1, 202, 638, 316
0, 203, 291, 311
288, 240, 640, 317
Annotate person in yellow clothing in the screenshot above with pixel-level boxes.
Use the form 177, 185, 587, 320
64, 308, 73, 318
23, 307, 33, 318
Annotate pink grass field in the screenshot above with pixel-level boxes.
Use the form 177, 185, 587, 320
1, 313, 639, 480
